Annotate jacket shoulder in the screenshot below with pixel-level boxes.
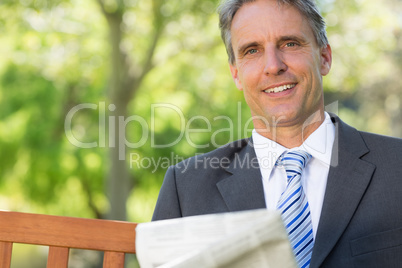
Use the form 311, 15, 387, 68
173, 138, 251, 173
359, 131, 402, 164
360, 131, 402, 145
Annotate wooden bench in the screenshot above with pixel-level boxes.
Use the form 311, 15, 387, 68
0, 210, 137, 268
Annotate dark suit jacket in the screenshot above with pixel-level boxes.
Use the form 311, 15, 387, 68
152, 114, 402, 267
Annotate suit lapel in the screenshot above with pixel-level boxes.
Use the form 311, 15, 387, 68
216, 139, 267, 212
310, 114, 376, 268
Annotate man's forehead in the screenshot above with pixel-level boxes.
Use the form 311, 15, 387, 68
231, 0, 308, 40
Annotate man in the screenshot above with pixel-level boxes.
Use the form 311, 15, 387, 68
152, 0, 402, 267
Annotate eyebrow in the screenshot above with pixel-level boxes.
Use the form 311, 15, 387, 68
279, 35, 307, 44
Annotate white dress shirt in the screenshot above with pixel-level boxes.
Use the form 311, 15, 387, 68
252, 112, 336, 238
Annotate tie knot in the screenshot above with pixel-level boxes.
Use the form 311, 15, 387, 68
276, 150, 312, 182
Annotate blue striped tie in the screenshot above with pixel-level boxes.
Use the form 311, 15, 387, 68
276, 150, 314, 268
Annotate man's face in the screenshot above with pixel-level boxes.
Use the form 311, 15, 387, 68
229, 0, 332, 131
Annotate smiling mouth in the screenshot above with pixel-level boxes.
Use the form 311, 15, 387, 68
263, 84, 296, 93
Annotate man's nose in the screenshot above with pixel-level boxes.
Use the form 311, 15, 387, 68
263, 47, 287, 75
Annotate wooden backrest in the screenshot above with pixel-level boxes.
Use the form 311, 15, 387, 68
0, 210, 137, 268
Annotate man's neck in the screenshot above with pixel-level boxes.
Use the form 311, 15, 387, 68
253, 111, 325, 149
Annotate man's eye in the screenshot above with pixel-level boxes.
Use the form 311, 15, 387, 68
285, 42, 298, 47
246, 48, 258, 55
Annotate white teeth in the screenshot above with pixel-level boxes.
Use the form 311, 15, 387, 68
264, 84, 296, 93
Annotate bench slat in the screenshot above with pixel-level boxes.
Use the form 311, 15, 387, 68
47, 246, 69, 268
0, 211, 136, 253
104, 251, 125, 268
0, 241, 12, 268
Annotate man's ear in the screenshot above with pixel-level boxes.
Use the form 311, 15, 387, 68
229, 63, 243, 91
320, 44, 332, 76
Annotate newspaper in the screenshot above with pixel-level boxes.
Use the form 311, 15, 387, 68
136, 209, 297, 268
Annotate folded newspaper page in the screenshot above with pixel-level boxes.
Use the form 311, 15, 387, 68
136, 209, 297, 268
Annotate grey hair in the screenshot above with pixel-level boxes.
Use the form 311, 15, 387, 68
218, 0, 329, 65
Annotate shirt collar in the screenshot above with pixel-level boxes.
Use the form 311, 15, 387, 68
252, 129, 287, 171
299, 112, 335, 166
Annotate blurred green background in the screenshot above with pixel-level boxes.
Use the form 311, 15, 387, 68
0, 0, 401, 267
